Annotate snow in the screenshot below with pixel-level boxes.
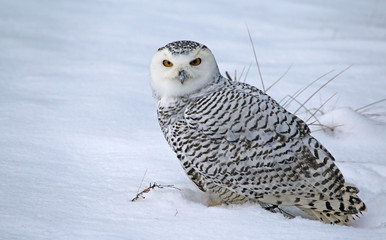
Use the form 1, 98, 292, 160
0, 0, 385, 239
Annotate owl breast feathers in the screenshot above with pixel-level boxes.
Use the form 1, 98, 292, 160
151, 40, 366, 225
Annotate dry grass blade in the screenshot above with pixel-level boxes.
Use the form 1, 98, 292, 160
310, 123, 344, 133
238, 65, 246, 82
226, 64, 249, 82
279, 89, 301, 105
293, 65, 352, 115
266, 64, 293, 92
285, 94, 342, 133
355, 98, 386, 113
361, 112, 386, 119
243, 61, 253, 83
284, 69, 335, 108
287, 95, 323, 127
335, 160, 369, 164
135, 169, 148, 197
305, 93, 337, 123
247, 26, 265, 92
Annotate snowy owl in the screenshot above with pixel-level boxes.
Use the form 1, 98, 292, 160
150, 40, 366, 225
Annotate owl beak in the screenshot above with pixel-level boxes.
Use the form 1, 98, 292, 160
178, 70, 187, 84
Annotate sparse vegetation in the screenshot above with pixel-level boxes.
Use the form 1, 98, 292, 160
225, 31, 386, 134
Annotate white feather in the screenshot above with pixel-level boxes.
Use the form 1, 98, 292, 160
150, 45, 219, 99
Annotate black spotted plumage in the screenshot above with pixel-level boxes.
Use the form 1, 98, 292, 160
158, 40, 207, 55
152, 40, 366, 225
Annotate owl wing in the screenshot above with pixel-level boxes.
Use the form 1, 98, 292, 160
172, 85, 345, 203
185, 86, 310, 144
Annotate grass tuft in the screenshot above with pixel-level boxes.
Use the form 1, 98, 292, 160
227, 32, 385, 133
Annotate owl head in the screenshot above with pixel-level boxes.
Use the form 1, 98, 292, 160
150, 40, 220, 98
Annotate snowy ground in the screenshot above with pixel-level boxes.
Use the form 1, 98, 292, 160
1, 0, 386, 239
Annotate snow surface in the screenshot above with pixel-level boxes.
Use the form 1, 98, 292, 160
1, 0, 386, 239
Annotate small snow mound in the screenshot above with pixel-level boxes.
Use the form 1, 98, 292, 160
317, 107, 385, 139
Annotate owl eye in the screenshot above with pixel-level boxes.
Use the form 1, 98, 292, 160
163, 60, 173, 67
190, 58, 201, 66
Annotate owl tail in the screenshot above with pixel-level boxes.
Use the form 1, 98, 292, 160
296, 184, 367, 225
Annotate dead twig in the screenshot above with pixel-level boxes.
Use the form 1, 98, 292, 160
225, 71, 233, 81
131, 182, 181, 202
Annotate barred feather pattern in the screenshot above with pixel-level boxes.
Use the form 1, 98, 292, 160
157, 76, 366, 225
